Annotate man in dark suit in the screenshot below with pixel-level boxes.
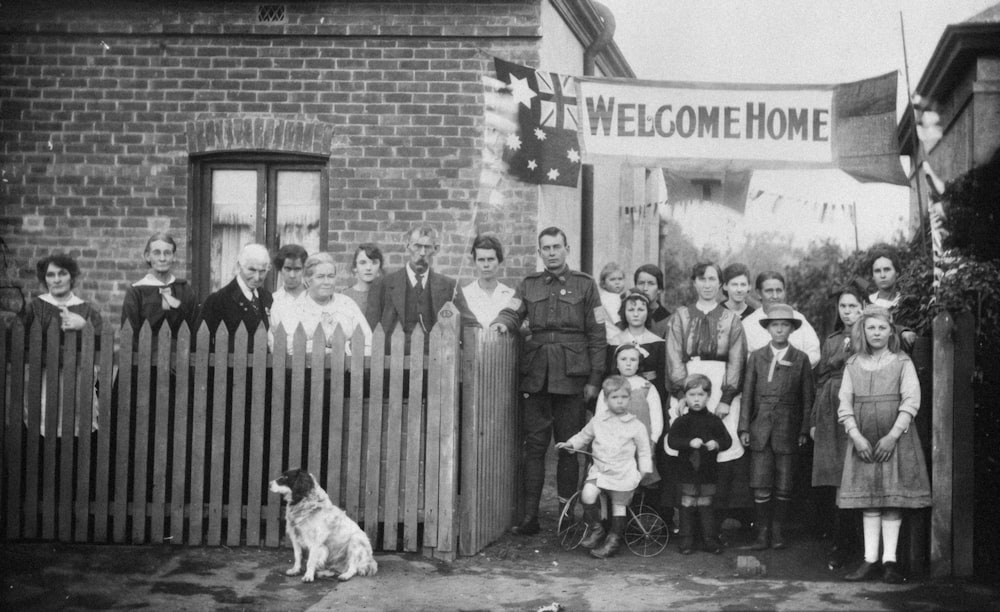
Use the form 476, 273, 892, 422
365, 225, 477, 352
198, 243, 273, 351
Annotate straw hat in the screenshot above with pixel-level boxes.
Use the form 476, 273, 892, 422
758, 303, 802, 330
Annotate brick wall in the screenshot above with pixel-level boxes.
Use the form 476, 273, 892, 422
0, 0, 547, 322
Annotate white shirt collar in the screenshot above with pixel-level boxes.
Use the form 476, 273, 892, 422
405, 264, 427, 288
133, 273, 176, 288
235, 274, 256, 301
770, 343, 789, 360
39, 292, 84, 307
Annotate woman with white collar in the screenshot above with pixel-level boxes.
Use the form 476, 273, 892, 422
22, 253, 103, 437
23, 253, 103, 334
121, 232, 198, 333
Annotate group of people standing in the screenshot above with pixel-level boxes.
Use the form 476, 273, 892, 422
21, 226, 928, 581
493, 229, 929, 582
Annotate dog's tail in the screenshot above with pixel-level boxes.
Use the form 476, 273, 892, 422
351, 534, 378, 578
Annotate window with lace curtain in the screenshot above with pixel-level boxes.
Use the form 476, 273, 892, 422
191, 154, 328, 297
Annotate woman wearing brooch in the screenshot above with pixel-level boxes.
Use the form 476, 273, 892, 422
121, 232, 198, 334
665, 261, 750, 540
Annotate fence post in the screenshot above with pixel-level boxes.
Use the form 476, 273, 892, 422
931, 311, 954, 578
952, 311, 975, 577
427, 303, 461, 561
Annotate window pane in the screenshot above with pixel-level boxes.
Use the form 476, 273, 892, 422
211, 169, 258, 292
275, 170, 321, 256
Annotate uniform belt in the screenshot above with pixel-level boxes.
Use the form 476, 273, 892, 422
533, 331, 586, 343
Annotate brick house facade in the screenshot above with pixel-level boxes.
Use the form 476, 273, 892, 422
0, 0, 635, 322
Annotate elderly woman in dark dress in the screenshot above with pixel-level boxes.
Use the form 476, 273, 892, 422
121, 232, 198, 333
665, 261, 750, 542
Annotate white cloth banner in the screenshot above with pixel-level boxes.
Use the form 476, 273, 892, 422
578, 79, 836, 168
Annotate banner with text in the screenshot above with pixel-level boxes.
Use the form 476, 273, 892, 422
577, 73, 907, 185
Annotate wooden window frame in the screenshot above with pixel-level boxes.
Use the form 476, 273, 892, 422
190, 152, 329, 298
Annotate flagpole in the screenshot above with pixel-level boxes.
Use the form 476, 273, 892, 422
899, 11, 931, 256
851, 201, 860, 254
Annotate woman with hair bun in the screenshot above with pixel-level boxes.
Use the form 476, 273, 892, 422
121, 232, 198, 333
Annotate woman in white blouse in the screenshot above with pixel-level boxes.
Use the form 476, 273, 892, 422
270, 253, 372, 355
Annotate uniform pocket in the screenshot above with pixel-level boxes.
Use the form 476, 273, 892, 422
557, 294, 584, 329
520, 341, 541, 376
563, 342, 590, 377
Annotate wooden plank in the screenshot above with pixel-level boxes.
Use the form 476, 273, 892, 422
227, 325, 249, 546
170, 325, 191, 544
188, 323, 210, 545
207, 325, 229, 546
403, 327, 424, 552
74, 325, 96, 542
93, 327, 114, 542
6, 320, 25, 538
364, 325, 386, 544
131, 322, 153, 543
112, 324, 133, 543
42, 322, 60, 540
24, 322, 43, 538
327, 336, 346, 506
150, 325, 172, 542
245, 326, 269, 547
308, 326, 325, 480
431, 307, 460, 560
266, 329, 287, 548
931, 311, 954, 578
952, 312, 975, 576
422, 324, 442, 555
459, 328, 480, 556
58, 329, 77, 542
287, 325, 306, 473
382, 326, 404, 551
346, 325, 364, 521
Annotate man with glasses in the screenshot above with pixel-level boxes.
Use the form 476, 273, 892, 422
365, 224, 477, 352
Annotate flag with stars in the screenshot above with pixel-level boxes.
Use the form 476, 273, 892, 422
494, 58, 582, 188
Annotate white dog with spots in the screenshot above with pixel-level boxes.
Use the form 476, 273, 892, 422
269, 468, 378, 582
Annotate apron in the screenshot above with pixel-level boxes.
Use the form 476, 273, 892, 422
665, 359, 744, 463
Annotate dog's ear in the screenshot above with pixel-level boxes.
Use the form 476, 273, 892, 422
290, 469, 313, 505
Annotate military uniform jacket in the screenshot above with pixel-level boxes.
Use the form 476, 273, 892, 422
739, 344, 815, 454
492, 266, 606, 394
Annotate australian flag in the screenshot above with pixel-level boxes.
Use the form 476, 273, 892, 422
494, 58, 581, 188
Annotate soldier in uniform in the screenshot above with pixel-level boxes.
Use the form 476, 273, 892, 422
491, 227, 607, 535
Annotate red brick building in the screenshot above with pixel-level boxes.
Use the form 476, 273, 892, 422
0, 0, 637, 322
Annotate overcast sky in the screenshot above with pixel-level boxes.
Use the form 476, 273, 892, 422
595, 0, 996, 251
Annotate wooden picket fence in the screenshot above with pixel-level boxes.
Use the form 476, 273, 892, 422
0, 306, 520, 560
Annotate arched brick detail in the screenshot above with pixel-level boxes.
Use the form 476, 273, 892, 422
186, 117, 335, 155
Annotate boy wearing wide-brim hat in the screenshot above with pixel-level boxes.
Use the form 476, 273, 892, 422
739, 304, 816, 550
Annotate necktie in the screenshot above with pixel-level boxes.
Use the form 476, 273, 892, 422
767, 350, 780, 382
159, 286, 181, 310
414, 273, 424, 295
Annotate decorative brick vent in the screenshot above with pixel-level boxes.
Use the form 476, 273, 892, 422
186, 118, 335, 156
257, 4, 286, 24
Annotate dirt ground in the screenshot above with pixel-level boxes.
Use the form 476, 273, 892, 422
3, 510, 998, 611
3, 454, 998, 611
